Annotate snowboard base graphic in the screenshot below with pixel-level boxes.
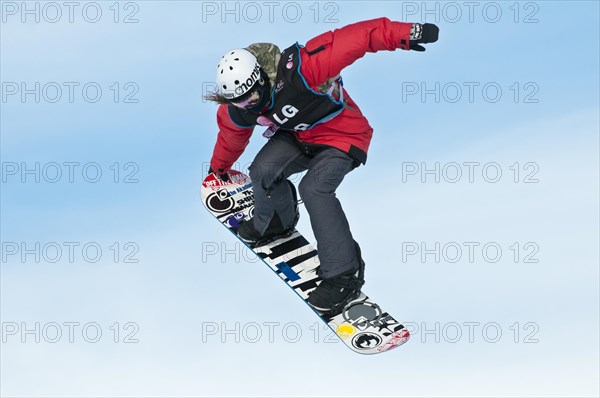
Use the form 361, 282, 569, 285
201, 170, 409, 354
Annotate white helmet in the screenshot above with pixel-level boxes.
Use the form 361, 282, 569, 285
216, 49, 261, 100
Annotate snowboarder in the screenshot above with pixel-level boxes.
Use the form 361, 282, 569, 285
206, 17, 439, 315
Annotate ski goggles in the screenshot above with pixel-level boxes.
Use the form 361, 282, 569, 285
231, 88, 262, 109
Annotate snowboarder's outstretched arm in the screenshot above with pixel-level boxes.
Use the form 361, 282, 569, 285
300, 17, 438, 86
209, 105, 254, 175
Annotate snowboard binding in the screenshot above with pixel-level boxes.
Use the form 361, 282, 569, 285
236, 202, 300, 248
308, 241, 366, 317
237, 180, 300, 248
247, 225, 296, 248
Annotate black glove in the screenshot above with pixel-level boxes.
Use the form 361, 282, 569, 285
208, 167, 230, 183
409, 23, 439, 52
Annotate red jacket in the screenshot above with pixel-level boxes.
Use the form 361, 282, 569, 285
210, 17, 414, 173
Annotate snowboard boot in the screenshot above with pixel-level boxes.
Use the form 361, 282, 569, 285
237, 180, 300, 247
307, 241, 366, 316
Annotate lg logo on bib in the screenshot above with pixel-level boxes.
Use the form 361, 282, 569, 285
272, 105, 310, 131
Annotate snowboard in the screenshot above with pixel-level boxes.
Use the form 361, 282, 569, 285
201, 170, 410, 354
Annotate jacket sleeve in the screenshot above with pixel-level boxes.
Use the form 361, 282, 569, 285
300, 17, 414, 86
209, 105, 254, 173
